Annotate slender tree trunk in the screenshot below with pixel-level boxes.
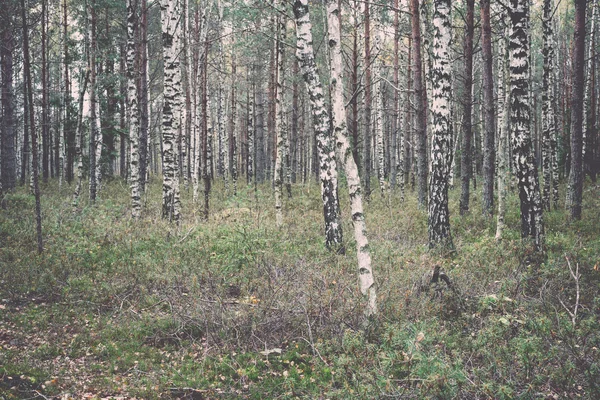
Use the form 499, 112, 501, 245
541, 0, 557, 211
139, 0, 149, 192
496, 17, 510, 240
1, 4, 17, 193
274, 11, 286, 227
481, 0, 495, 216
160, 0, 183, 222
60, 0, 70, 188
72, 72, 91, 208
411, 0, 427, 208
202, 29, 211, 220
230, 50, 238, 195
327, 0, 376, 317
293, 0, 343, 251
509, 0, 544, 250
119, 45, 127, 180
21, 0, 43, 253
89, 0, 102, 202
583, 1, 597, 179
41, 0, 49, 182
247, 73, 255, 185
363, 0, 372, 200
351, 0, 360, 171
567, 0, 586, 220
459, 0, 474, 215
428, 0, 454, 250
391, 0, 400, 193
127, 0, 142, 218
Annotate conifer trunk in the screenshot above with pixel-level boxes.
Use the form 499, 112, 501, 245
459, 0, 474, 215
21, 0, 43, 253
567, 0, 586, 220
481, 0, 495, 216
0, 3, 16, 193
411, 0, 427, 208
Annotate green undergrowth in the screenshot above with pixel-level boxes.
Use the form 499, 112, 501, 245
1, 178, 599, 399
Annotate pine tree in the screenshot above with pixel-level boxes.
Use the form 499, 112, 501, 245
459, 0, 474, 215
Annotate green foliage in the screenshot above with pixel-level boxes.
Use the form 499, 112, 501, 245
1, 179, 599, 398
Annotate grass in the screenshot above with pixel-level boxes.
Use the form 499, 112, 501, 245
1, 176, 599, 399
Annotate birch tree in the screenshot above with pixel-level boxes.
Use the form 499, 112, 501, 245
89, 0, 102, 203
509, 0, 544, 250
541, 0, 557, 211
327, 0, 376, 317
161, 0, 183, 222
428, 0, 454, 249
274, 11, 286, 227
292, 0, 343, 250
127, 0, 142, 218
496, 18, 510, 240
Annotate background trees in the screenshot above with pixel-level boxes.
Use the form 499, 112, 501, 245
0, 0, 597, 254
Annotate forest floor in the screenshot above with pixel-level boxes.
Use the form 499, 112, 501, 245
1, 177, 599, 399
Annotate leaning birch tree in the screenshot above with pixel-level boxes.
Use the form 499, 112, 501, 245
160, 0, 182, 222
509, 0, 544, 250
292, 0, 343, 250
327, 0, 376, 317
428, 0, 454, 249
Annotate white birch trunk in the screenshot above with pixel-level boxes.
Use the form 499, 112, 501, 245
127, 0, 141, 218
327, 0, 376, 316
496, 20, 509, 240
509, 0, 544, 250
160, 0, 182, 222
428, 0, 454, 249
274, 11, 286, 227
293, 0, 343, 250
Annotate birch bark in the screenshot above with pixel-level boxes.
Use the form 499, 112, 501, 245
327, 0, 376, 317
293, 0, 343, 250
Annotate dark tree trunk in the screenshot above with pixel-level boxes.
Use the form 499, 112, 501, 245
481, 0, 495, 216
21, 0, 43, 253
459, 0, 474, 215
363, 0, 372, 200
1, 4, 17, 192
351, 0, 360, 171
139, 0, 149, 191
567, 0, 586, 220
411, 0, 427, 208
41, 0, 50, 182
